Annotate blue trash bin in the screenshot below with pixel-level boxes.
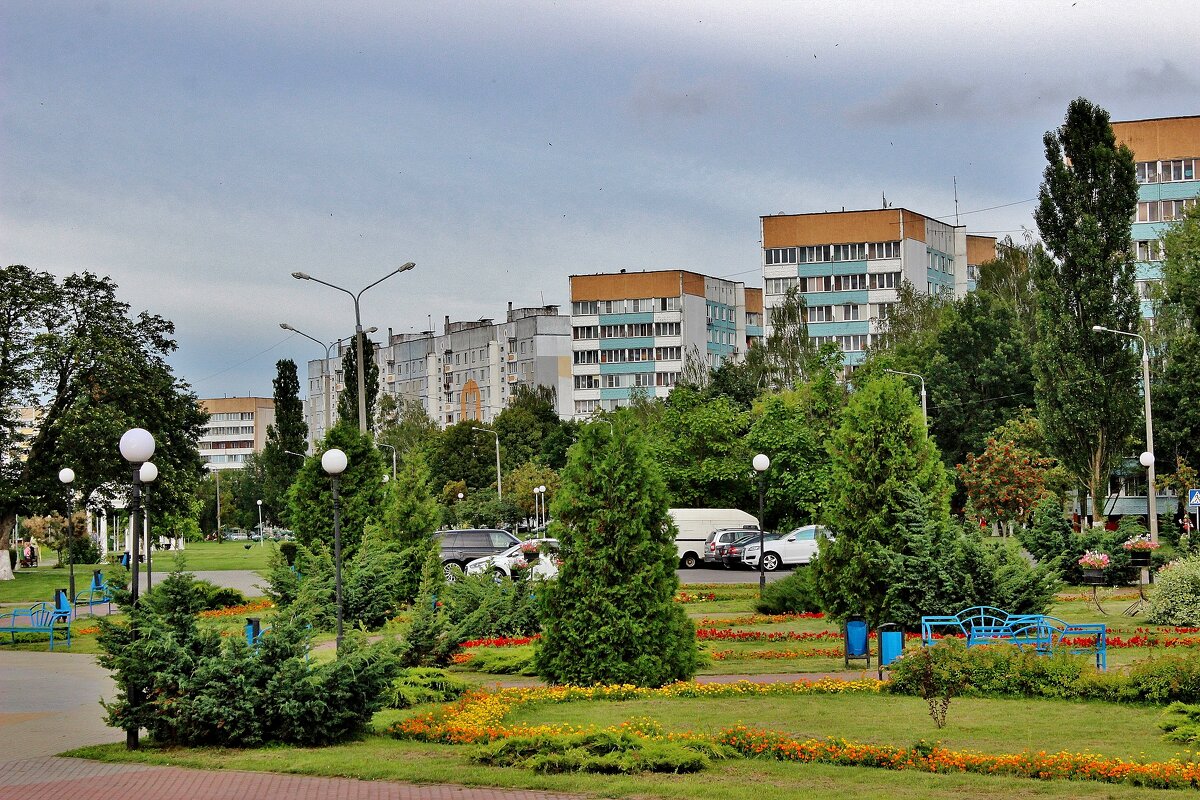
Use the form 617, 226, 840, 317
877, 623, 904, 678
844, 616, 870, 667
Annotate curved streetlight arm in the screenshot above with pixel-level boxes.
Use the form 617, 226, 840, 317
884, 368, 927, 426
355, 262, 415, 303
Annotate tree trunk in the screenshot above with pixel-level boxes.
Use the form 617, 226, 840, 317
0, 511, 15, 580
1089, 443, 1107, 528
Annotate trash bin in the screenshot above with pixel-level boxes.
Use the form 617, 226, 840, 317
844, 616, 870, 667
877, 623, 904, 678
246, 617, 262, 646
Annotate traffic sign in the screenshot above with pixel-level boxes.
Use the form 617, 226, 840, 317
1190, 488, 1200, 508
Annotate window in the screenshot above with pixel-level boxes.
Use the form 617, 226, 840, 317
869, 241, 901, 259
629, 322, 653, 337
573, 350, 599, 365
831, 243, 866, 261
603, 374, 623, 388
798, 245, 832, 263
765, 277, 797, 295
1138, 201, 1162, 223
601, 299, 627, 314
803, 275, 833, 292
1136, 279, 1158, 300
633, 372, 654, 388
575, 399, 600, 414
572, 300, 598, 316
765, 247, 797, 264
656, 371, 680, 387
572, 325, 598, 340
1136, 240, 1164, 262
869, 271, 900, 290
842, 304, 860, 321
838, 334, 867, 352
871, 302, 895, 320
807, 305, 835, 323
653, 321, 681, 336
654, 346, 682, 361
834, 274, 867, 291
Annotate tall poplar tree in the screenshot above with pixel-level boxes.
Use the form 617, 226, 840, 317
534, 420, 696, 687
336, 332, 379, 430
1154, 204, 1200, 469
1031, 97, 1140, 523
260, 359, 307, 524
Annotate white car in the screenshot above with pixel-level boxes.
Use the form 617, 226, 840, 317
465, 538, 560, 581
741, 525, 833, 571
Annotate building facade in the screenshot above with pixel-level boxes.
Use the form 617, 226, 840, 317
1111, 115, 1200, 318
198, 397, 275, 470
304, 304, 573, 437
569, 270, 760, 416
761, 209, 994, 367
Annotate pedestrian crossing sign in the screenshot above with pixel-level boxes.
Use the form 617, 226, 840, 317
1190, 488, 1200, 507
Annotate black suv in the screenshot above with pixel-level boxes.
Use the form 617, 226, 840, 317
436, 529, 520, 580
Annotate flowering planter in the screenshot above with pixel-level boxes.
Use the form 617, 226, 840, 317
1081, 569, 1106, 585
1129, 551, 1152, 567
522, 550, 540, 564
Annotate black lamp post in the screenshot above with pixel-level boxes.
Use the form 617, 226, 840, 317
58, 468, 76, 601
139, 462, 158, 591
753, 453, 770, 598
321, 447, 348, 651
119, 427, 155, 750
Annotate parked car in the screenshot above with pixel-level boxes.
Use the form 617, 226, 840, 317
435, 528, 520, 581
741, 525, 834, 571
466, 538, 560, 581
721, 531, 781, 569
670, 508, 759, 569
703, 526, 762, 565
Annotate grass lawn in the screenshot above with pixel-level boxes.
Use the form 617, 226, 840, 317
146, 541, 277, 572
0, 565, 105, 604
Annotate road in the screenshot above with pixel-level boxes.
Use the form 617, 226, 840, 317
678, 566, 790, 585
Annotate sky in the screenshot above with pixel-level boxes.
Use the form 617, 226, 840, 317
3, 1, 1199, 398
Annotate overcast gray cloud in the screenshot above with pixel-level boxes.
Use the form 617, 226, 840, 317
2, 0, 1199, 397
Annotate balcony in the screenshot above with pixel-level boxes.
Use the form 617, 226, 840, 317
506, 374, 518, 383
507, 352, 516, 362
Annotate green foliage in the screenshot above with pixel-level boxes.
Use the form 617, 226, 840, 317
287, 423, 385, 558
458, 646, 538, 675
1032, 97, 1141, 519
430, 421, 502, 494
1018, 495, 1072, 565
343, 530, 426, 629
471, 730, 726, 774
397, 544, 457, 667
440, 571, 543, 641
1149, 556, 1200, 626
382, 452, 440, 544
754, 568, 822, 615
746, 376, 844, 529
260, 359, 307, 526
649, 386, 752, 510
744, 285, 820, 390
1159, 702, 1200, 743
336, 332, 380, 428
279, 541, 298, 565
535, 421, 697, 687
96, 568, 399, 747
384, 667, 471, 709
1155, 205, 1200, 468
495, 384, 565, 471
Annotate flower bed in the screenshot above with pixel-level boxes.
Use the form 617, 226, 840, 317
696, 628, 842, 643
718, 725, 1200, 790
696, 612, 824, 627
198, 599, 273, 618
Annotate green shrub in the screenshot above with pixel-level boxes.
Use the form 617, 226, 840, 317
458, 646, 538, 675
279, 541, 298, 566
97, 568, 399, 747
440, 571, 543, 642
396, 545, 456, 667
755, 567, 822, 615
1148, 556, 1200, 626
1017, 495, 1071, 565
472, 730, 729, 774
385, 668, 471, 709
1159, 702, 1200, 743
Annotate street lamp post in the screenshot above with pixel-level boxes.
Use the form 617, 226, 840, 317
292, 263, 416, 433
884, 368, 927, 426
538, 485, 547, 529
472, 428, 502, 500
753, 454, 770, 598
1092, 325, 1158, 544
58, 468, 76, 601
118, 427, 155, 751
256, 499, 264, 547
321, 448, 349, 651
280, 323, 340, 444
378, 443, 397, 482
139, 462, 157, 591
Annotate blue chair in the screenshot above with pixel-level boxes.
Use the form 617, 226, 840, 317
73, 570, 112, 615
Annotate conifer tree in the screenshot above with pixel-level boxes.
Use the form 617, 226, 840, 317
261, 359, 307, 525
337, 332, 379, 429
534, 421, 696, 687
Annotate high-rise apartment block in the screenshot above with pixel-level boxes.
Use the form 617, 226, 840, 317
1112, 115, 1200, 317
304, 304, 572, 437
761, 209, 995, 367
568, 270, 761, 416
198, 397, 275, 470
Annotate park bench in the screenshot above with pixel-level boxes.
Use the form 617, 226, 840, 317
73, 570, 113, 615
0, 591, 73, 650
921, 605, 1106, 670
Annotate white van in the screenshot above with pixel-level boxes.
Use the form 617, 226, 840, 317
669, 508, 760, 569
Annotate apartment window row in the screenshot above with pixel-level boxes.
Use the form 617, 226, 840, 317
573, 325, 599, 340
806, 304, 863, 323
574, 350, 599, 365
203, 439, 254, 451
571, 297, 682, 315
575, 399, 600, 415
599, 322, 655, 338
928, 252, 954, 274
792, 241, 901, 264
655, 346, 682, 361
810, 334, 868, 352
1136, 159, 1197, 184
1136, 240, 1165, 262
797, 272, 897, 293
600, 347, 654, 363
209, 412, 255, 422
706, 304, 734, 322
765, 277, 797, 295
766, 247, 797, 265
1137, 198, 1196, 223
655, 322, 681, 336
204, 454, 249, 464
574, 375, 599, 390
205, 425, 254, 436
709, 329, 734, 345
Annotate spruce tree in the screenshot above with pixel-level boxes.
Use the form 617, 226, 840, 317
287, 423, 385, 558
1031, 97, 1140, 523
336, 332, 379, 429
534, 421, 697, 687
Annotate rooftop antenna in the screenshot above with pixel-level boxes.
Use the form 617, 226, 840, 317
953, 176, 960, 225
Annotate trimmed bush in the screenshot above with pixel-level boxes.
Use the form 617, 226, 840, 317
472, 730, 731, 774
440, 571, 543, 642
1148, 556, 1200, 626
385, 668, 471, 709
755, 568, 822, 615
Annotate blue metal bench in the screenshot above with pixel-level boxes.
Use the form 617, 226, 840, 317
73, 570, 113, 615
920, 605, 1106, 670
0, 590, 73, 650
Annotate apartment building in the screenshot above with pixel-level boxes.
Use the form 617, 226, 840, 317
1112, 115, 1200, 318
304, 304, 572, 436
569, 269, 760, 416
761, 209, 995, 367
198, 397, 275, 470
